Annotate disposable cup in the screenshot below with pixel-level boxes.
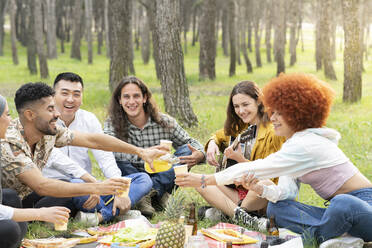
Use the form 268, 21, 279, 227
160, 139, 173, 150
117, 177, 131, 197
54, 220, 68, 231
174, 164, 188, 176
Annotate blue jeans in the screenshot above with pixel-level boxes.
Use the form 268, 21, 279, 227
267, 188, 372, 244
116, 144, 192, 199
71, 172, 152, 222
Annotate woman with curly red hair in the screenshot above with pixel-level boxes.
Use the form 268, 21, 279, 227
176, 73, 372, 246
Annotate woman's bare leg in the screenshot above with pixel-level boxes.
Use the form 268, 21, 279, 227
240, 179, 274, 212
196, 185, 239, 217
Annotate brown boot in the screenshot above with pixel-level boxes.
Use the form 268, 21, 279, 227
158, 192, 170, 210
135, 191, 156, 218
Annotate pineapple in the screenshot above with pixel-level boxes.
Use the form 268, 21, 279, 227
155, 190, 186, 248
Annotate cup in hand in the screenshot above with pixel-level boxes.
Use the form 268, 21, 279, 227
160, 139, 173, 151
54, 219, 68, 231
117, 177, 131, 197
174, 164, 188, 177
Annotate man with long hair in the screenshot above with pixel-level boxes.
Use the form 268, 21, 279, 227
104, 76, 205, 217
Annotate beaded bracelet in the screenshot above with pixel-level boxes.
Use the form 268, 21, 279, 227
201, 174, 206, 188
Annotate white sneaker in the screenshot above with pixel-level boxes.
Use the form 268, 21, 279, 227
205, 208, 223, 222
74, 211, 99, 227
319, 236, 364, 248
233, 207, 268, 232
115, 210, 142, 221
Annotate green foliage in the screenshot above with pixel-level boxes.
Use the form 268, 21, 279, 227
1, 27, 371, 246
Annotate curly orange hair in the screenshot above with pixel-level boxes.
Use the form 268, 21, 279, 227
262, 73, 335, 132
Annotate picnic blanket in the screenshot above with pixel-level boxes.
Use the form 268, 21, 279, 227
94, 221, 265, 248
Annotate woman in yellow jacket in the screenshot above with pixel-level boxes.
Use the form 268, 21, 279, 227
199, 81, 285, 220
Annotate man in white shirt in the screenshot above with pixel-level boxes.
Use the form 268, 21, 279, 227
43, 72, 153, 224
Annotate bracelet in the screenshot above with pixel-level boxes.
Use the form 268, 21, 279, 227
201, 174, 206, 188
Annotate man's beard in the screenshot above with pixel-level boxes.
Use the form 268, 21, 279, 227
35, 116, 58, 135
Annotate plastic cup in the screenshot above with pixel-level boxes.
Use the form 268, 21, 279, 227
54, 220, 68, 231
117, 177, 131, 197
160, 139, 173, 150
174, 164, 188, 176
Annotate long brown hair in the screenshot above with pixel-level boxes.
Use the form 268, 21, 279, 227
224, 81, 269, 136
108, 76, 169, 141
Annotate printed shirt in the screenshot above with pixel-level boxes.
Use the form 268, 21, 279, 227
104, 113, 205, 170
43, 109, 121, 180
0, 118, 74, 198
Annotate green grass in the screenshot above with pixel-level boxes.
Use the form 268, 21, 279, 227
1, 27, 372, 246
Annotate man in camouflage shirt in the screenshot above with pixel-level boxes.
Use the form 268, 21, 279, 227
1, 82, 163, 215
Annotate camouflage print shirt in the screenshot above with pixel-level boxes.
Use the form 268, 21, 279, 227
0, 119, 74, 199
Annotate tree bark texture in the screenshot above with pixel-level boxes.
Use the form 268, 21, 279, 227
221, 2, 229, 56
319, 0, 337, 80
34, 0, 49, 78
264, 0, 272, 63
240, 0, 252, 73
71, 0, 83, 60
46, 0, 57, 59
253, 0, 263, 67
10, 0, 18, 65
108, 0, 135, 91
140, 7, 150, 64
26, 0, 37, 74
0, 0, 8, 56
153, 0, 198, 127
342, 0, 362, 102
104, 0, 110, 58
273, 0, 285, 75
288, 0, 300, 66
199, 0, 216, 80
228, 0, 236, 77
85, 0, 93, 64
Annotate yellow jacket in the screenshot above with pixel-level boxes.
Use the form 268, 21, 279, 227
205, 123, 286, 184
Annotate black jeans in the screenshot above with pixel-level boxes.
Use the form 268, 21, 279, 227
0, 189, 27, 248
22, 191, 77, 217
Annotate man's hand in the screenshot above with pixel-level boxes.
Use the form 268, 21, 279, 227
38, 207, 70, 224
206, 140, 220, 166
82, 194, 100, 210
179, 144, 205, 168
112, 196, 131, 216
97, 178, 129, 195
138, 148, 166, 171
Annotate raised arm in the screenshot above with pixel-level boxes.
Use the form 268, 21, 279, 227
70, 131, 165, 165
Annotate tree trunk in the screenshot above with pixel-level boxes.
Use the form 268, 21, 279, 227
133, 1, 140, 51
253, 0, 263, 67
104, 0, 110, 58
34, 0, 49, 78
26, 0, 37, 74
153, 0, 198, 127
56, 0, 66, 54
15, 0, 27, 46
228, 0, 236, 77
140, 7, 150, 64
288, 0, 299, 66
108, 0, 135, 91
342, 0, 362, 102
85, 0, 93, 64
319, 0, 337, 80
240, 0, 252, 73
10, 0, 18, 65
265, 0, 272, 63
0, 0, 8, 56
92, 0, 104, 55
247, 0, 252, 53
191, 3, 198, 46
70, 0, 83, 60
199, 0, 216, 80
221, 2, 229, 56
46, 0, 57, 59
273, 0, 285, 75
180, 0, 193, 54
